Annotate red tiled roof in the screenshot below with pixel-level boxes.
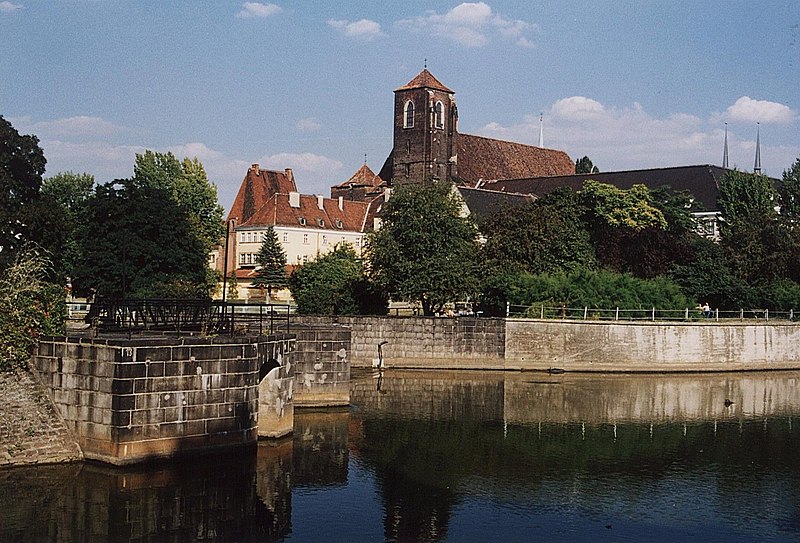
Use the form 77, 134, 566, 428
227, 164, 298, 223
456, 134, 574, 187
332, 163, 383, 189
395, 69, 453, 93
240, 193, 370, 233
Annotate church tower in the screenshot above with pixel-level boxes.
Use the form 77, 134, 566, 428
390, 69, 458, 186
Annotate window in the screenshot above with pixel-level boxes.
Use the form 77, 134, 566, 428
240, 232, 246, 243
404, 164, 410, 178
239, 254, 246, 264
282, 232, 288, 243
322, 235, 328, 246
317, 218, 324, 227
303, 233, 309, 244
406, 139, 411, 155
404, 100, 414, 128
298, 217, 306, 225
302, 255, 308, 264
355, 238, 361, 248
336, 219, 343, 229
434, 101, 445, 129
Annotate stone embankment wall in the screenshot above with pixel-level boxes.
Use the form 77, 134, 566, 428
291, 316, 505, 369
291, 324, 351, 407
31, 334, 295, 465
293, 316, 800, 371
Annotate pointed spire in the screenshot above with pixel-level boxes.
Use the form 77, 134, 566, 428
538, 113, 544, 148
722, 123, 729, 169
754, 123, 762, 174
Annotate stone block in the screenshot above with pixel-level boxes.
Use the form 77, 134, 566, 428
112, 394, 136, 411
115, 363, 147, 379
111, 379, 134, 395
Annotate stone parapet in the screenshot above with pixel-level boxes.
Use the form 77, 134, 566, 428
291, 324, 351, 407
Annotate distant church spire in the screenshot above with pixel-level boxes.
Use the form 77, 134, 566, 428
754, 123, 762, 174
722, 123, 729, 169
538, 113, 544, 147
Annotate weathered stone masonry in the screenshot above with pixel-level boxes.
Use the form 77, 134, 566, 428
31, 334, 295, 465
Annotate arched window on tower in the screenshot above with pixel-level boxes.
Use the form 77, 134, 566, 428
434, 101, 445, 129
404, 101, 414, 128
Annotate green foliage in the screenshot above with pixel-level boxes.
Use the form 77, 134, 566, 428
575, 155, 599, 174
227, 270, 239, 300
366, 183, 480, 315
252, 226, 288, 297
0, 116, 47, 271
779, 158, 800, 219
480, 201, 596, 276
717, 169, 777, 227
0, 245, 65, 371
580, 181, 667, 231
75, 181, 211, 299
290, 244, 387, 315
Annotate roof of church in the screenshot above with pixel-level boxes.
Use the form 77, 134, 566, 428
332, 163, 383, 189
239, 192, 370, 233
395, 69, 454, 93
456, 134, 574, 187
479, 164, 738, 211
228, 164, 298, 223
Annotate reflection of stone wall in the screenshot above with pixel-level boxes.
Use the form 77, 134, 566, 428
256, 439, 293, 538
292, 316, 506, 369
351, 370, 505, 421
293, 409, 349, 487
292, 324, 351, 407
32, 334, 295, 464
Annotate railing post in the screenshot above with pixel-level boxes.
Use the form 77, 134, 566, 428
540, 304, 544, 319
790, 309, 794, 321
740, 308, 744, 320
765, 308, 769, 322
506, 301, 510, 317
652, 307, 655, 321
583, 307, 588, 319
615, 307, 619, 321
685, 308, 689, 321
715, 308, 719, 321
259, 304, 263, 336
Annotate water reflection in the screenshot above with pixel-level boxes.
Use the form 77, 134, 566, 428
1, 370, 798, 542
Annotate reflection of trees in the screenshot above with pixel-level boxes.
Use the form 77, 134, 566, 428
353, 413, 800, 540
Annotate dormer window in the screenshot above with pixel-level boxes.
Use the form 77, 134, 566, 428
298, 217, 306, 225
404, 101, 414, 128
336, 219, 343, 229
317, 218, 324, 227
434, 101, 445, 129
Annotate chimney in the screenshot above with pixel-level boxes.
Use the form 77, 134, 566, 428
289, 192, 300, 208
338, 196, 344, 211
285, 168, 297, 191
250, 163, 260, 172
317, 195, 325, 210
384, 187, 392, 201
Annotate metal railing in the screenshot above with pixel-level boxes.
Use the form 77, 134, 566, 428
506, 303, 797, 323
84, 298, 292, 336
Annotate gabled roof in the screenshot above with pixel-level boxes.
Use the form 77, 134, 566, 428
395, 69, 454, 93
332, 163, 383, 189
239, 192, 370, 233
456, 186, 535, 220
456, 133, 574, 187
479, 164, 741, 211
228, 164, 298, 223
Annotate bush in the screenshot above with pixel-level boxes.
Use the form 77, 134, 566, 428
0, 246, 66, 371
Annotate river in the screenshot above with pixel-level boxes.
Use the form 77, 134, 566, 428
1, 369, 798, 542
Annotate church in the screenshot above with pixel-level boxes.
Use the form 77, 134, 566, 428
217, 69, 573, 300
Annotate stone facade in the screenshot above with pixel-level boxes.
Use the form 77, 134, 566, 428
31, 334, 295, 465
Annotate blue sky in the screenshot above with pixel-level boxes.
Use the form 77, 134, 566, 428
2, 1, 798, 211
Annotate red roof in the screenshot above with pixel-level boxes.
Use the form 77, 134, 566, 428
228, 164, 298, 223
395, 69, 454, 93
332, 163, 383, 190
240, 192, 370, 233
456, 134, 574, 187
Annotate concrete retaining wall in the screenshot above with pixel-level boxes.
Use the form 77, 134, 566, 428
31, 334, 295, 465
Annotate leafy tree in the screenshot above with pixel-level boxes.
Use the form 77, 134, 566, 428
366, 183, 480, 316
0, 116, 47, 271
75, 180, 210, 298
228, 270, 239, 300
575, 156, 599, 174
133, 150, 225, 251
0, 245, 65, 371
779, 158, 800, 219
252, 226, 288, 302
290, 244, 386, 315
41, 171, 94, 281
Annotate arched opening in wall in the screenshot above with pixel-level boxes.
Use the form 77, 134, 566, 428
259, 358, 281, 382
404, 101, 414, 128
434, 101, 445, 129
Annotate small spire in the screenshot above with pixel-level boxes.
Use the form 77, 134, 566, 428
722, 123, 729, 169
538, 113, 544, 148
364, 153, 367, 165
754, 123, 762, 174
424, 58, 427, 69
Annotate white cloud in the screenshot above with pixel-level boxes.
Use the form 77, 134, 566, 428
296, 117, 321, 132
724, 96, 796, 124
328, 18, 384, 40
0, 1, 22, 13
395, 2, 535, 48
474, 97, 799, 178
260, 152, 343, 176
236, 2, 281, 19
10, 115, 126, 138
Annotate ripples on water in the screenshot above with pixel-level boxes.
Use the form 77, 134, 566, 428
1, 370, 798, 542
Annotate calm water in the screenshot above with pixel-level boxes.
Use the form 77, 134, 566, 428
1, 370, 798, 542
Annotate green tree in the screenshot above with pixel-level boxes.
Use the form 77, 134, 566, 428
0, 116, 47, 271
228, 270, 239, 300
366, 183, 480, 316
133, 150, 225, 251
779, 157, 800, 219
75, 180, 210, 298
252, 226, 288, 302
290, 244, 386, 315
41, 171, 94, 282
0, 245, 65, 371
575, 156, 599, 174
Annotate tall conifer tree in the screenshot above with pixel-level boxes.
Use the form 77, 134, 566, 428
252, 226, 288, 302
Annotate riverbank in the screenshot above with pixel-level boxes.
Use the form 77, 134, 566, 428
0, 368, 82, 468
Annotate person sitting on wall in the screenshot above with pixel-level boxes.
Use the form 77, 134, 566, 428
702, 302, 711, 318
